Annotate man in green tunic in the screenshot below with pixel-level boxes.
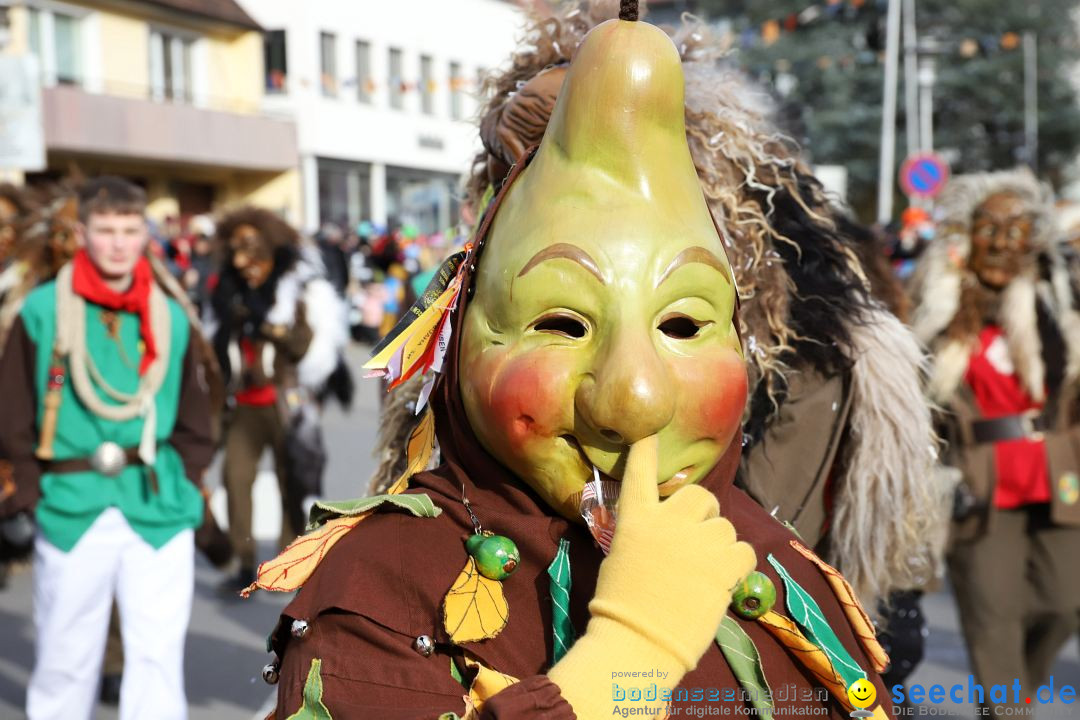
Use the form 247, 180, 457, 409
0, 176, 213, 720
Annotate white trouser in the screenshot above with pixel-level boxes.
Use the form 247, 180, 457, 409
27, 507, 194, 720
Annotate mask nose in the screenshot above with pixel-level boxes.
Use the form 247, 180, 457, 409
575, 324, 675, 446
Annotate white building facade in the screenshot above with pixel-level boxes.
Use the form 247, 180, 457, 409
242, 0, 523, 235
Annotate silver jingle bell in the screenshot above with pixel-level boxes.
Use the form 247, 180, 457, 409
291, 619, 310, 639
262, 661, 280, 685
412, 635, 435, 658
90, 441, 127, 477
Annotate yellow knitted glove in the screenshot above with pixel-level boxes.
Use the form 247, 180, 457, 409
548, 435, 757, 720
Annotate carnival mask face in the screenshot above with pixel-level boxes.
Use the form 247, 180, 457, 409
458, 18, 746, 521
230, 223, 274, 288
81, 211, 149, 281
968, 192, 1033, 290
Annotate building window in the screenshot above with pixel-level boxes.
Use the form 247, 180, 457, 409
388, 47, 404, 110
150, 30, 194, 103
449, 61, 464, 120
320, 31, 337, 97
355, 40, 371, 104
420, 55, 434, 116
264, 30, 287, 93
26, 6, 84, 87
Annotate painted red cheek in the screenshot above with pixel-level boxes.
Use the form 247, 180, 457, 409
470, 350, 572, 451
673, 351, 748, 440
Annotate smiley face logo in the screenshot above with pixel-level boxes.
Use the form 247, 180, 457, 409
847, 678, 876, 710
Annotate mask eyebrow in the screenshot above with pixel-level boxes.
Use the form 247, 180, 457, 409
657, 246, 729, 288
517, 242, 605, 284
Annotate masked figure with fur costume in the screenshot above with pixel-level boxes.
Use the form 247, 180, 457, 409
910, 168, 1080, 708
209, 207, 348, 592
0, 184, 80, 349
371, 0, 946, 677
0, 182, 38, 588
256, 9, 893, 719
0, 183, 36, 272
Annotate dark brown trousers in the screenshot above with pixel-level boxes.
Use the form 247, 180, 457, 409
222, 403, 303, 569
948, 504, 1080, 708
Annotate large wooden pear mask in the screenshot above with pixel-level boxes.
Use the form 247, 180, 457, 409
459, 18, 746, 521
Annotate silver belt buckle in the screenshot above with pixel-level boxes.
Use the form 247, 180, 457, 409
91, 441, 127, 477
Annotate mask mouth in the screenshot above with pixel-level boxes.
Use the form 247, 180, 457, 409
559, 432, 623, 479
658, 466, 694, 495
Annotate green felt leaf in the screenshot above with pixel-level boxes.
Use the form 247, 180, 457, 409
767, 554, 866, 690
285, 658, 332, 720
716, 614, 774, 719
547, 537, 575, 664
450, 657, 465, 688
307, 493, 442, 530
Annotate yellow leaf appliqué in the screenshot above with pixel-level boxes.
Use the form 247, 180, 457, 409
442, 556, 509, 642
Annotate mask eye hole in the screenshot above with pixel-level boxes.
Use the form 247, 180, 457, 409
532, 313, 587, 339
659, 314, 705, 339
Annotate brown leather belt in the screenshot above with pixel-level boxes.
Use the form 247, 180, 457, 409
45, 447, 158, 493
45, 447, 143, 474
971, 412, 1050, 444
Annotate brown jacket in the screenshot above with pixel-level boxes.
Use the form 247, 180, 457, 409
739, 368, 852, 549
269, 459, 891, 719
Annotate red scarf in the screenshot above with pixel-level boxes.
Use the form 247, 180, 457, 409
71, 249, 157, 375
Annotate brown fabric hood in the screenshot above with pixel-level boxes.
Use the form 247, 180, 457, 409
272, 150, 890, 718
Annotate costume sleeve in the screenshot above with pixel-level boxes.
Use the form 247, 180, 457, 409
264, 300, 313, 363
168, 335, 214, 487
479, 676, 576, 719
0, 316, 41, 515
272, 610, 575, 720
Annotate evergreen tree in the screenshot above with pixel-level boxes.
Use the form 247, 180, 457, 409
695, 0, 1080, 218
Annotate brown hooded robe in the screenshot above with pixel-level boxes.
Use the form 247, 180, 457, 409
267, 159, 891, 719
